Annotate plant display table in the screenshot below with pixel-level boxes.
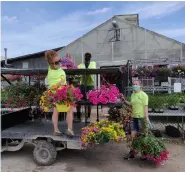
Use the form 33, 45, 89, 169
149, 109, 185, 139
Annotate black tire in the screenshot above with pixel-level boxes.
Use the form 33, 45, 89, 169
33, 140, 57, 166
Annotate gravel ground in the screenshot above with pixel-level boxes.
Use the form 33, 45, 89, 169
1, 142, 185, 172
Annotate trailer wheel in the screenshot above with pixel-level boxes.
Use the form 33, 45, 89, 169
33, 140, 57, 166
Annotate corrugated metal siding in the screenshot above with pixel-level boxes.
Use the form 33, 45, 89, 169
58, 15, 183, 67
9, 56, 48, 69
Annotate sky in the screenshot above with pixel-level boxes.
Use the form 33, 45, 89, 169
1, 1, 185, 58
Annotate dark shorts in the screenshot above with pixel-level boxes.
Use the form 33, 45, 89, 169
131, 118, 145, 133
80, 85, 94, 100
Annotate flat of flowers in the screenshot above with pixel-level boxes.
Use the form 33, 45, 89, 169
1, 120, 85, 140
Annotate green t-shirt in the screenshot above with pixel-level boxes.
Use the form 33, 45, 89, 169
130, 91, 148, 118
78, 61, 96, 86
47, 67, 66, 87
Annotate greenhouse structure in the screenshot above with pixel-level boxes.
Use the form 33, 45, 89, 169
58, 14, 185, 68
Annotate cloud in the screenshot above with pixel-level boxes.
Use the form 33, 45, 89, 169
1, 10, 106, 58
2, 16, 19, 23
124, 2, 185, 19
1, 2, 185, 58
87, 7, 110, 15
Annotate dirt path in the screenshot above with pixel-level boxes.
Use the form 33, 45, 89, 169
1, 142, 185, 172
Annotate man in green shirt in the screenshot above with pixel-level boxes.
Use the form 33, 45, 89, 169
76, 53, 96, 122
123, 80, 149, 160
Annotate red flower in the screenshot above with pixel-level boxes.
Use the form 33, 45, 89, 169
8, 98, 13, 102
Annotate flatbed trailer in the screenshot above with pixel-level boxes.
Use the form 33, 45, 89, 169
1, 67, 125, 166
1, 107, 84, 165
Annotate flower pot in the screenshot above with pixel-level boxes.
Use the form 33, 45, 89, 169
154, 109, 164, 113
56, 104, 71, 112
148, 108, 153, 113
99, 135, 109, 144
169, 106, 179, 110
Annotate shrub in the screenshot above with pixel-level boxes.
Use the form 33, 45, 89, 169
149, 95, 165, 109
166, 94, 180, 107
171, 65, 185, 77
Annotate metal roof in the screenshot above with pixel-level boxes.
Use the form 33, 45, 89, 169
1, 46, 64, 63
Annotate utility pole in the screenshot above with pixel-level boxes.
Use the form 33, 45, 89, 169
3, 48, 13, 68
4, 48, 7, 65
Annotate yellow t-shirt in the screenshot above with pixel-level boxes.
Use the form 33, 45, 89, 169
47, 67, 66, 87
131, 91, 148, 118
78, 61, 96, 86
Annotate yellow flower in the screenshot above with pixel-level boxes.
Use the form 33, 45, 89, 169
41, 96, 44, 101
44, 107, 49, 112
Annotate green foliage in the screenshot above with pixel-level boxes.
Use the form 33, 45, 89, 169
178, 93, 185, 103
1, 88, 9, 104
132, 134, 166, 157
148, 95, 156, 109
148, 95, 165, 109
2, 83, 43, 108
156, 67, 172, 78
167, 94, 180, 107
171, 65, 185, 77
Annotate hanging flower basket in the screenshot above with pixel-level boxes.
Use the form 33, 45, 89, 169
60, 53, 77, 69
156, 67, 172, 79
80, 120, 126, 148
40, 84, 83, 112
171, 65, 185, 77
56, 104, 71, 112
132, 134, 169, 166
86, 84, 121, 105
136, 66, 152, 78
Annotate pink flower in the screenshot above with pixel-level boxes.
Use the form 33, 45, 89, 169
86, 84, 121, 105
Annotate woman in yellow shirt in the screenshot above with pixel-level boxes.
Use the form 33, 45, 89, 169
123, 80, 149, 160
45, 50, 74, 136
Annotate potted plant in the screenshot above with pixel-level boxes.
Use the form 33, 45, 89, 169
167, 94, 180, 110
132, 68, 139, 77
80, 120, 126, 148
40, 84, 83, 112
180, 93, 185, 103
136, 66, 152, 78
179, 93, 185, 103
3, 83, 41, 109
60, 53, 77, 69
156, 67, 172, 80
171, 65, 185, 77
132, 133, 169, 166
148, 95, 156, 112
87, 84, 121, 105
152, 95, 165, 113
150, 67, 160, 77
108, 107, 122, 122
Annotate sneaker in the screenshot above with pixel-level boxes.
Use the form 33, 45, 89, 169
53, 131, 63, 136
66, 129, 74, 136
140, 157, 147, 161
87, 117, 91, 123
124, 151, 135, 160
